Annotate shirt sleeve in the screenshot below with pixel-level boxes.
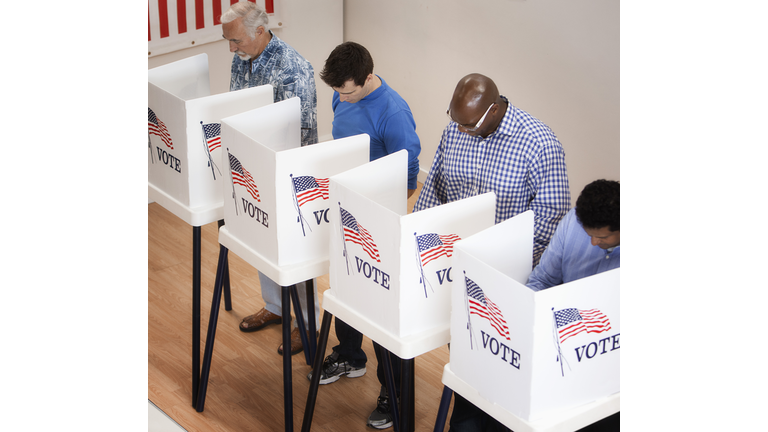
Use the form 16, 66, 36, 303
275, 57, 318, 147
381, 110, 421, 190
526, 209, 572, 291
413, 128, 448, 213
528, 140, 571, 265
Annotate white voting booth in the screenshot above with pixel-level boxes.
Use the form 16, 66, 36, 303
326, 150, 497, 356
218, 97, 370, 285
148, 53, 274, 225
449, 211, 620, 425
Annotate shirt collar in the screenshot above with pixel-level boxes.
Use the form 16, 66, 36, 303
251, 30, 278, 74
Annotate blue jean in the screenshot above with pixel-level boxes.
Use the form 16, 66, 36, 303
258, 271, 320, 329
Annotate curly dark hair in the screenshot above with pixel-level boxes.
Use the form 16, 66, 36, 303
575, 179, 620, 232
319, 41, 374, 88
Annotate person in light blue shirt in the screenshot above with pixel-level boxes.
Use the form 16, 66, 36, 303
221, 1, 319, 357
527, 179, 620, 291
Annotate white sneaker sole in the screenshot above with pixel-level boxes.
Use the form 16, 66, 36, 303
309, 366, 367, 385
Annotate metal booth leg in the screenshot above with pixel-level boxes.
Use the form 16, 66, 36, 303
433, 386, 453, 432
289, 279, 317, 365
378, 345, 401, 432
282, 285, 294, 432
192, 225, 201, 406
301, 311, 333, 432
194, 245, 229, 412
400, 358, 415, 432
216, 220, 232, 311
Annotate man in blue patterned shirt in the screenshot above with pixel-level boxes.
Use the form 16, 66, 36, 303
414, 73, 571, 267
221, 2, 319, 356
415, 74, 571, 432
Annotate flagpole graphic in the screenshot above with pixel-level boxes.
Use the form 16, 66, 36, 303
465, 275, 510, 341
339, 203, 351, 275
291, 174, 330, 237
200, 121, 222, 180
148, 107, 174, 149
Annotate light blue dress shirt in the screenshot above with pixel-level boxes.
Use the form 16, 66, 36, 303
526, 208, 620, 291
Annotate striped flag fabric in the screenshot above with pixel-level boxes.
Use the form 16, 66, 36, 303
149, 0, 276, 56
554, 308, 611, 344
293, 175, 329, 207
148, 107, 174, 149
229, 153, 260, 201
466, 277, 509, 340
202, 122, 222, 152
416, 233, 461, 266
340, 207, 380, 262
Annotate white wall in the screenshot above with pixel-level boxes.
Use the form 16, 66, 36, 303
343, 0, 619, 205
148, 0, 618, 205
148, 0, 343, 142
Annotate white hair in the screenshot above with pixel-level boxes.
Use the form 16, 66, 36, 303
220, 1, 269, 39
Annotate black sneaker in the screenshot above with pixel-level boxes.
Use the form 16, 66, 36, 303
367, 386, 396, 430
306, 351, 366, 385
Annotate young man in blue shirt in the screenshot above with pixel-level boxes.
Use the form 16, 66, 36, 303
309, 41, 421, 430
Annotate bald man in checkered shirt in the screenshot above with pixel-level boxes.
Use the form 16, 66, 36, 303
414, 73, 571, 267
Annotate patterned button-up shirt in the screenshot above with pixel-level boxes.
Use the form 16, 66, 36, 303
230, 31, 318, 147
413, 96, 570, 266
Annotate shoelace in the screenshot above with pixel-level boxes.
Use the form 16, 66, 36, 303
375, 395, 390, 413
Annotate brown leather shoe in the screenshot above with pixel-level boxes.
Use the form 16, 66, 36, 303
277, 328, 319, 356
239, 308, 282, 333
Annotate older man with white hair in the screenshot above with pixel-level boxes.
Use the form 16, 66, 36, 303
221, 1, 319, 356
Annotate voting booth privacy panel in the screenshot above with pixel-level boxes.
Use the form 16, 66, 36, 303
328, 150, 497, 340
451, 212, 620, 422
148, 53, 274, 225
220, 97, 370, 272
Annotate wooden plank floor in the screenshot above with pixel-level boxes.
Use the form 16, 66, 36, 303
148, 182, 454, 431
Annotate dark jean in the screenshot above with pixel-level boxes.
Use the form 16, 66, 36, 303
332, 316, 402, 395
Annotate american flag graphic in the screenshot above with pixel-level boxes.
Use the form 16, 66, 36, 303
148, 0, 273, 42
416, 233, 461, 266
148, 108, 174, 149
554, 308, 611, 344
229, 153, 260, 201
293, 176, 329, 207
466, 277, 509, 340
202, 122, 221, 152
340, 207, 380, 262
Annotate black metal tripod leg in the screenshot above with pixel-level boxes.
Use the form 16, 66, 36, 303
192, 226, 201, 406
289, 284, 312, 365
301, 311, 333, 432
378, 344, 400, 432
216, 220, 232, 311
400, 358, 415, 432
195, 245, 228, 412
282, 285, 294, 432
433, 386, 453, 432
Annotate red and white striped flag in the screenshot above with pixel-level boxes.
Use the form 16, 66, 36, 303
149, 0, 276, 56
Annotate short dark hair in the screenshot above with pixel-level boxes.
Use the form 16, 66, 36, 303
320, 41, 374, 88
575, 179, 620, 232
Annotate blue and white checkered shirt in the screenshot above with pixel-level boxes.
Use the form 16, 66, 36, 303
229, 31, 318, 147
413, 96, 570, 266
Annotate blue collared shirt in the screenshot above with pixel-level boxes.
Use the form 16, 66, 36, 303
413, 96, 570, 265
526, 208, 620, 291
229, 31, 318, 147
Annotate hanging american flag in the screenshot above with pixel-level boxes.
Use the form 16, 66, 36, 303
554, 308, 611, 344
229, 153, 260, 201
148, 107, 174, 149
416, 233, 461, 266
466, 277, 509, 340
340, 207, 380, 262
202, 122, 222, 152
293, 175, 329, 207
149, 0, 277, 57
